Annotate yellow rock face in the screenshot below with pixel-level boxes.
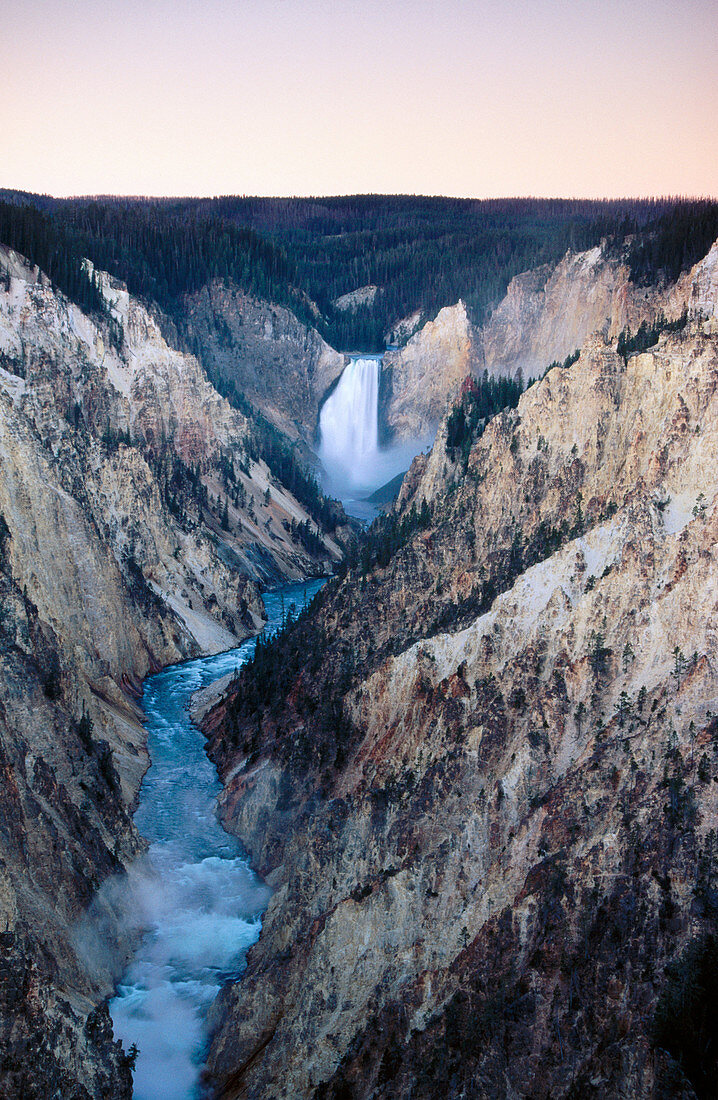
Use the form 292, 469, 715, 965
203, 242, 718, 1100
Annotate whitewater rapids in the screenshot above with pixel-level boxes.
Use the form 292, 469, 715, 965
109, 580, 325, 1099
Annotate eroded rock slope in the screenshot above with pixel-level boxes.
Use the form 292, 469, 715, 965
380, 238, 718, 445
182, 281, 346, 442
0, 246, 340, 1096
203, 242, 718, 1099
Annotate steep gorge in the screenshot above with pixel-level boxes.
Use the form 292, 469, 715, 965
1, 223, 717, 1098
201, 241, 718, 1099
0, 246, 341, 1096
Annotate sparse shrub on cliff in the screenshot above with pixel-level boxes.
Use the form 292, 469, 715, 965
75, 705, 94, 751
96, 742, 120, 793
121, 546, 165, 616
100, 423, 131, 451
545, 348, 581, 374
43, 661, 62, 700
337, 499, 432, 578
617, 311, 688, 362
289, 518, 325, 557
150, 455, 209, 527
589, 630, 611, 677
0, 349, 24, 378
123, 1044, 139, 1073
445, 371, 525, 467
661, 751, 697, 833
0, 514, 10, 569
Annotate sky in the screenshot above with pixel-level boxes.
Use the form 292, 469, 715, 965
2, 0, 716, 199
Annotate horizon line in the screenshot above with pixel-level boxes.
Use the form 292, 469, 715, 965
2, 188, 717, 205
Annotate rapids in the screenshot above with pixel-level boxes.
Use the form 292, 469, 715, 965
109, 579, 325, 1099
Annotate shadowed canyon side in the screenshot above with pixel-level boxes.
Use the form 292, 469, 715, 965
202, 241, 718, 1099
0, 246, 341, 1096
181, 282, 347, 443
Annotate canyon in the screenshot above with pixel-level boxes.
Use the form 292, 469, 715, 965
180, 241, 685, 505
201, 241, 718, 1098
0, 245, 340, 1097
1, 221, 717, 1100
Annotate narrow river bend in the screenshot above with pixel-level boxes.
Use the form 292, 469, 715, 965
110, 579, 326, 1099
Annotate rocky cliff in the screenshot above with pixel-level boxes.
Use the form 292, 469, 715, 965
202, 241, 718, 1099
166, 243, 674, 460
381, 302, 478, 441
182, 281, 346, 443
379, 239, 718, 446
476, 241, 709, 381
0, 246, 341, 1097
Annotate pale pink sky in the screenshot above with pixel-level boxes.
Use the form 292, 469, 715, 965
2, 0, 716, 198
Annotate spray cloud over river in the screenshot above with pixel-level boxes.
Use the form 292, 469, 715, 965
107, 580, 326, 1100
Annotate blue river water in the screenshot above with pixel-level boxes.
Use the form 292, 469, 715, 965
110, 579, 326, 1099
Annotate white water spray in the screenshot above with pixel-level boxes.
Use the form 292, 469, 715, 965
318, 355, 381, 495
318, 353, 432, 516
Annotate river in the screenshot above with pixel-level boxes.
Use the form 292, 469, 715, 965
109, 578, 326, 1099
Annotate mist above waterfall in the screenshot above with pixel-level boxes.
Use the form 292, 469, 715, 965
318, 355, 431, 513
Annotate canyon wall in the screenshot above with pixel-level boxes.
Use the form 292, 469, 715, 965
182, 281, 346, 442
0, 247, 340, 1097
170, 244, 684, 460
379, 240, 717, 445
203, 242, 718, 1099
476, 242, 712, 380
381, 302, 478, 440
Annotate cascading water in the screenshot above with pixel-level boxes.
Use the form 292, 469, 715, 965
318, 353, 432, 518
318, 354, 381, 496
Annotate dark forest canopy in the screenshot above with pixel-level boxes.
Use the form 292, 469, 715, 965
1, 192, 717, 354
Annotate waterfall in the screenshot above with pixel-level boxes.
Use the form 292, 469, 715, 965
318, 355, 381, 495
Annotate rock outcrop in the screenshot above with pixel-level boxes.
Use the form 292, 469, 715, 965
202, 242, 718, 1099
381, 301, 477, 440
478, 243, 690, 381
385, 309, 424, 347
333, 286, 378, 312
380, 240, 718, 447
